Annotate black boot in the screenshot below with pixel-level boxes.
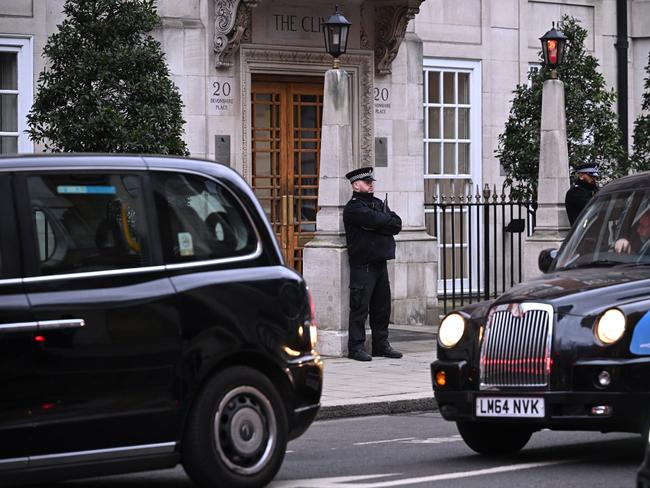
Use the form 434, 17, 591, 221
348, 350, 372, 361
372, 344, 403, 358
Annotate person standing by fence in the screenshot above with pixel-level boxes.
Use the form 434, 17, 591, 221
565, 163, 599, 226
343, 166, 403, 362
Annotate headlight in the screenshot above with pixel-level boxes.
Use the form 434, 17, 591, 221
438, 313, 466, 348
594, 308, 626, 345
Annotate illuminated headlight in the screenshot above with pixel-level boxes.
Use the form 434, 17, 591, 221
594, 308, 626, 345
438, 313, 466, 348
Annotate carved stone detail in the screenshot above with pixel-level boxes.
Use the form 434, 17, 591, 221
242, 13, 253, 43
355, 54, 374, 168
214, 0, 258, 69
360, 4, 370, 49
240, 48, 374, 179
374, 5, 419, 75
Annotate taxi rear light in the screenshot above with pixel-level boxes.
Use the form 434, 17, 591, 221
307, 288, 317, 350
307, 288, 317, 327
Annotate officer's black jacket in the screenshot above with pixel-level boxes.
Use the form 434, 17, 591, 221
565, 179, 598, 226
343, 191, 402, 265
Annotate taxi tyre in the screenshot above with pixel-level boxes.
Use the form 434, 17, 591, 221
182, 366, 288, 488
457, 421, 533, 455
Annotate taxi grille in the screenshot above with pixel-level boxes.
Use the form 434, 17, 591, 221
479, 303, 553, 389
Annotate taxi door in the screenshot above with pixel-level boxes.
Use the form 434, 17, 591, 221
15, 169, 182, 458
0, 173, 35, 464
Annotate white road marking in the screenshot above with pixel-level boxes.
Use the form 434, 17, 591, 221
319, 415, 391, 424
401, 435, 463, 444
359, 459, 574, 487
354, 437, 415, 445
354, 435, 461, 446
271, 459, 574, 487
270, 473, 398, 487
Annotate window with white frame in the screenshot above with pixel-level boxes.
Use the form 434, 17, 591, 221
423, 59, 481, 291
0, 37, 32, 154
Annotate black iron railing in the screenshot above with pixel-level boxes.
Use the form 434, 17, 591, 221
425, 185, 536, 315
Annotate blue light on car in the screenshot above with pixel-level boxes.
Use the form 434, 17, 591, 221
57, 185, 117, 195
630, 311, 650, 355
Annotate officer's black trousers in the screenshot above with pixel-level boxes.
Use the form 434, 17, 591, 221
348, 261, 391, 352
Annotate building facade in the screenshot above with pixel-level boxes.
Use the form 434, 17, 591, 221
0, 0, 649, 351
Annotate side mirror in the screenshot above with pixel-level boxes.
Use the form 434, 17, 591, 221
538, 248, 558, 273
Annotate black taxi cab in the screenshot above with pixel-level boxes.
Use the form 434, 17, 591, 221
433, 171, 650, 455
0, 154, 322, 487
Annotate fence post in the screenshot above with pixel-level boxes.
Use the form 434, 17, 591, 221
483, 184, 491, 301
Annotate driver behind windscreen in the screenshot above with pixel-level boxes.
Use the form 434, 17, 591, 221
614, 208, 650, 255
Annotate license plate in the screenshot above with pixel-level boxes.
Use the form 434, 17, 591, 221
476, 397, 544, 418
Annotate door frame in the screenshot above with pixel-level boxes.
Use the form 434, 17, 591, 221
250, 78, 323, 270
239, 46, 374, 183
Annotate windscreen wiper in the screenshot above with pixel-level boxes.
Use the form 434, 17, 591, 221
617, 261, 650, 267
562, 259, 626, 270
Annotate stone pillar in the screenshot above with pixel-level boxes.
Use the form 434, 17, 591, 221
523, 79, 571, 281
387, 32, 438, 327
303, 69, 353, 357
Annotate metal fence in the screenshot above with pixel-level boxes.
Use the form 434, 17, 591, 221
425, 185, 536, 315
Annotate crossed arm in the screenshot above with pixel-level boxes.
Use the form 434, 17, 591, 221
344, 200, 402, 235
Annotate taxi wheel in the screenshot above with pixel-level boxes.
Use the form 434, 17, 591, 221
182, 366, 288, 488
457, 421, 532, 455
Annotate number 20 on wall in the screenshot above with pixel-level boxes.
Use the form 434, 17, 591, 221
374, 87, 389, 102
213, 81, 232, 97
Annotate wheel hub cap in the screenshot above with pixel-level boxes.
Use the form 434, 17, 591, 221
214, 385, 278, 476
230, 407, 264, 455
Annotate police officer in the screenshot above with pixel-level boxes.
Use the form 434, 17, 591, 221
565, 163, 599, 226
343, 166, 403, 361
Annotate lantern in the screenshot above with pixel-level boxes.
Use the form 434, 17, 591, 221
323, 5, 351, 69
540, 22, 567, 79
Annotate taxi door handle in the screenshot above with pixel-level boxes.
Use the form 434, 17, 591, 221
38, 319, 86, 331
0, 319, 85, 335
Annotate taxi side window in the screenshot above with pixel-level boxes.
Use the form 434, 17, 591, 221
27, 173, 150, 276
152, 172, 257, 264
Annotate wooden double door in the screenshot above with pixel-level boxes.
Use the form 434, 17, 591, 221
251, 77, 323, 272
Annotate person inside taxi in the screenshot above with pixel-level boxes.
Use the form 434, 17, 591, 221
614, 208, 650, 255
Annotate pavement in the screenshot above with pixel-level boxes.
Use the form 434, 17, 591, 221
315, 325, 439, 420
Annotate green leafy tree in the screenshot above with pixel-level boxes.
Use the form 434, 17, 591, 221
496, 16, 627, 200
632, 52, 650, 170
27, 0, 188, 155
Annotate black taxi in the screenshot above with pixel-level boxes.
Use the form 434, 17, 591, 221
433, 171, 650, 455
0, 154, 322, 487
